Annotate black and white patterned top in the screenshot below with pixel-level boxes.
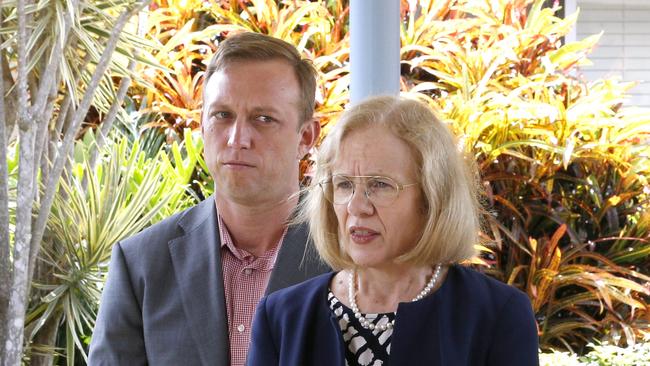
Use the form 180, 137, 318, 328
328, 291, 396, 366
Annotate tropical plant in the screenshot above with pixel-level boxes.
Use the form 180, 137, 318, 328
540, 337, 650, 366
22, 128, 203, 365
133, 0, 216, 133
0, 0, 156, 363
399, 0, 650, 351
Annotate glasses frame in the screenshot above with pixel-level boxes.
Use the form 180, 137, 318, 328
318, 174, 418, 207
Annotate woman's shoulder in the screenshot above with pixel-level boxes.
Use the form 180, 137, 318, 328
445, 265, 530, 309
264, 271, 336, 309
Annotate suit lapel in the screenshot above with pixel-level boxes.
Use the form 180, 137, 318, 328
266, 222, 330, 295
168, 198, 229, 366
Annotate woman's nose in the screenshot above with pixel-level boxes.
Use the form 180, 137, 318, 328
346, 183, 374, 216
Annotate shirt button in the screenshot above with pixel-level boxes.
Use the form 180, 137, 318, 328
237, 324, 245, 333
244, 268, 252, 275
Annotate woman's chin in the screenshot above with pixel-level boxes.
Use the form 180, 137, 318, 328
349, 256, 393, 270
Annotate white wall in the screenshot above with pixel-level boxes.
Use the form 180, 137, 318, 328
566, 0, 650, 107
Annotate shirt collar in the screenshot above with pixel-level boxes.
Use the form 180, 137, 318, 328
217, 212, 286, 271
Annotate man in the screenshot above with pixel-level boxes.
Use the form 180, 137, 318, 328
88, 32, 328, 365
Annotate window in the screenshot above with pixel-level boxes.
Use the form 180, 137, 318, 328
564, 0, 650, 107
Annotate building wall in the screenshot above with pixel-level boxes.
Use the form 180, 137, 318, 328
565, 0, 650, 108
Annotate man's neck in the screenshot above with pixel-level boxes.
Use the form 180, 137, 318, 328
214, 194, 298, 257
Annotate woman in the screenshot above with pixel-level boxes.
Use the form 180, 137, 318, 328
247, 96, 539, 365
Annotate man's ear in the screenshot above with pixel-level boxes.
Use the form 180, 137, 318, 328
297, 119, 321, 159
200, 110, 205, 135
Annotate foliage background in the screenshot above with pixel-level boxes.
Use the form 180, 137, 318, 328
4, 0, 648, 363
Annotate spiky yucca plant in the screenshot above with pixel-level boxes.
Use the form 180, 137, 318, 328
24, 129, 203, 364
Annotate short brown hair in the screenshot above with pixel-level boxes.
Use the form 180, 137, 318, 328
204, 32, 317, 124
302, 95, 482, 270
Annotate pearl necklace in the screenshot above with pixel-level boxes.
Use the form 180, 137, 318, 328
347, 264, 442, 331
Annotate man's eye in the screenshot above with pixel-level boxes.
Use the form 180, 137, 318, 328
211, 111, 231, 120
256, 115, 275, 123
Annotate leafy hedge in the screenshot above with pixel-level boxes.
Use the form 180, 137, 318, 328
540, 340, 650, 365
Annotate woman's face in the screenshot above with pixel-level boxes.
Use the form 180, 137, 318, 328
332, 126, 426, 269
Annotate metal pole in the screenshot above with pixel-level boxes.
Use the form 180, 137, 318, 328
350, 0, 401, 104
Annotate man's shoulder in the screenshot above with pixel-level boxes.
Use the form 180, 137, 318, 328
119, 198, 215, 254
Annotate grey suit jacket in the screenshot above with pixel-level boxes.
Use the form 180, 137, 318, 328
88, 197, 329, 365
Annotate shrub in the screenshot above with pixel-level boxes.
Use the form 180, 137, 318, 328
540, 339, 650, 365
24, 128, 204, 364
399, 0, 650, 351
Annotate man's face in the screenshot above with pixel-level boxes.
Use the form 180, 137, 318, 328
202, 59, 317, 206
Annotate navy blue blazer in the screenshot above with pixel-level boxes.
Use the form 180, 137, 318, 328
248, 265, 539, 365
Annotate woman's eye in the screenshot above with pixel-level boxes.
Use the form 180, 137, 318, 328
368, 179, 393, 190
334, 180, 353, 191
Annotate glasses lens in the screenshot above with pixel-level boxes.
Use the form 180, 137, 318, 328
324, 175, 400, 206
331, 175, 354, 204
366, 177, 399, 206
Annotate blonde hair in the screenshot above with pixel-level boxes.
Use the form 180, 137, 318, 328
204, 32, 317, 124
301, 95, 481, 270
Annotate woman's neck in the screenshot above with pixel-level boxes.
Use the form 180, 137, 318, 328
353, 264, 444, 313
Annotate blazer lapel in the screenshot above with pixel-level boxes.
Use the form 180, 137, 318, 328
266, 222, 330, 295
168, 198, 229, 366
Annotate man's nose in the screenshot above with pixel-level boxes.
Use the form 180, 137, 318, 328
227, 118, 252, 149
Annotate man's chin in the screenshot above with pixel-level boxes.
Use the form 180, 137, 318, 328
216, 184, 277, 204
215, 174, 299, 205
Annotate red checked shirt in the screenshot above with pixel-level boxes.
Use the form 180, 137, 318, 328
218, 214, 286, 366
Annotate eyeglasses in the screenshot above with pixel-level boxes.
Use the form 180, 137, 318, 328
319, 174, 417, 207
